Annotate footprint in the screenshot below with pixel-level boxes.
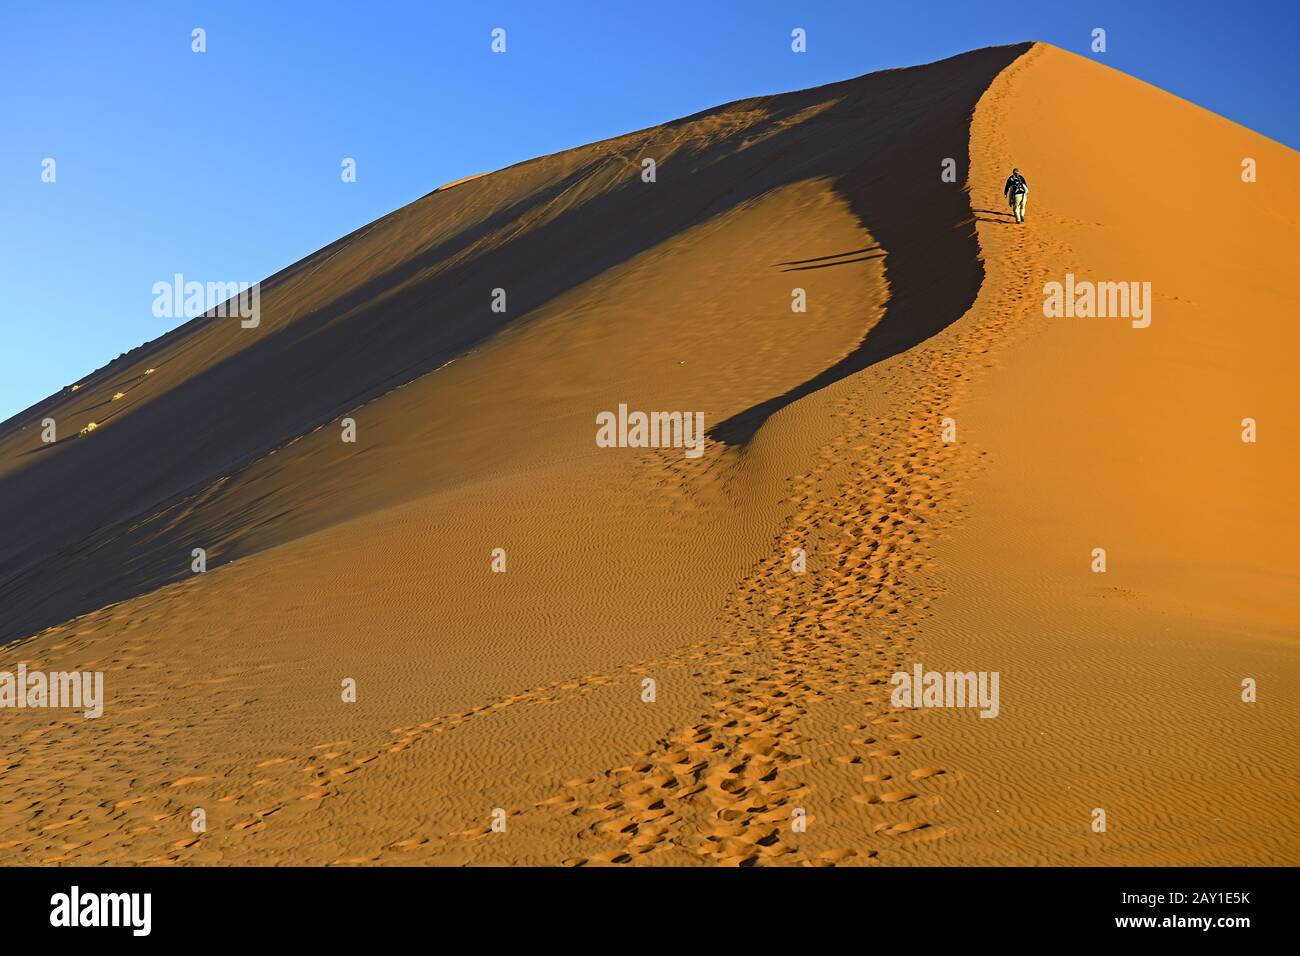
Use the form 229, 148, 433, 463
535, 794, 575, 807
168, 776, 210, 788
874, 820, 930, 834
854, 791, 917, 805
388, 837, 430, 851
878, 790, 920, 806
817, 847, 859, 862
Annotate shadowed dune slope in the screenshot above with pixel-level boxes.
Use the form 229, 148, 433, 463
0, 43, 1028, 645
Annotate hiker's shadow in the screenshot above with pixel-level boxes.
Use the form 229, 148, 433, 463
775, 246, 885, 271
973, 208, 1018, 225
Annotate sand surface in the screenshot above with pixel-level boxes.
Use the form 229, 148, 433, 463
0, 42, 1295, 866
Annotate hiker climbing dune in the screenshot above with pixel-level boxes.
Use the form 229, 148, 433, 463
1004, 167, 1028, 223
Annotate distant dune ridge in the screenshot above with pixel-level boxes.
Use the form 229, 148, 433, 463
0, 42, 1296, 866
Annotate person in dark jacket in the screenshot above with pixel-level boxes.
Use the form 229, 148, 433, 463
1004, 168, 1028, 223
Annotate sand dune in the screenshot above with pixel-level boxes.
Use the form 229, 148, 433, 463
0, 42, 1295, 866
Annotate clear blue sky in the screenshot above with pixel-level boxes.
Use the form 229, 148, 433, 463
2, 0, 1296, 422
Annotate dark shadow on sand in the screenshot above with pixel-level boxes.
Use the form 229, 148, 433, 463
774, 246, 882, 266
0, 43, 1034, 645
780, 253, 886, 272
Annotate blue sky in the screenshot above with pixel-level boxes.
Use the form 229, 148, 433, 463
2, 0, 1297, 422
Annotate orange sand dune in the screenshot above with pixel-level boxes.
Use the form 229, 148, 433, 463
0, 42, 1295, 866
